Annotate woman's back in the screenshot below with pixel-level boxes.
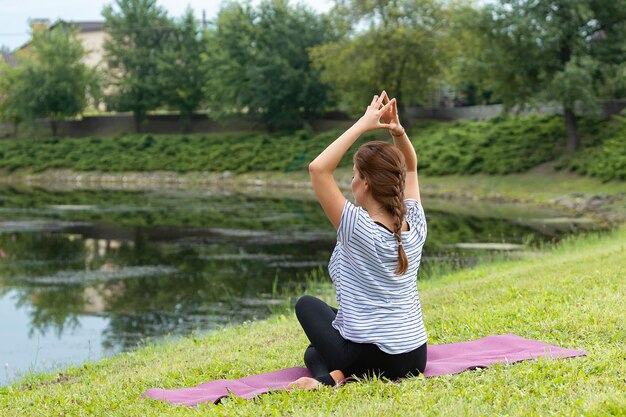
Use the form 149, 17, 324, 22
329, 198, 428, 354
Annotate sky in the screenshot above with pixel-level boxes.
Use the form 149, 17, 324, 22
0, 0, 334, 50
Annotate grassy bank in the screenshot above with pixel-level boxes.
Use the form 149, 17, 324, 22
2, 224, 624, 416
1, 115, 625, 180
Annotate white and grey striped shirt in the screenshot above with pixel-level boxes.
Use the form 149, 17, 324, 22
329, 198, 428, 354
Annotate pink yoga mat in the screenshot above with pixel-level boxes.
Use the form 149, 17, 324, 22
142, 334, 585, 407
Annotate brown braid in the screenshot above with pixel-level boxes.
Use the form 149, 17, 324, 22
388, 171, 408, 274
354, 141, 409, 275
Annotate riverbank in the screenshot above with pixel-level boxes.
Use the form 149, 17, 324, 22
2, 165, 625, 225
2, 222, 624, 416
1, 115, 625, 181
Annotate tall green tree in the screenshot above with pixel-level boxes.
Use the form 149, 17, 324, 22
310, 0, 450, 119
206, 0, 333, 131
0, 58, 27, 136
0, 25, 96, 137
102, 0, 172, 132
204, 2, 256, 118
467, 0, 626, 153
444, 2, 496, 106
157, 8, 210, 131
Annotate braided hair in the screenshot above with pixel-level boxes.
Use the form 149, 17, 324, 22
354, 141, 409, 275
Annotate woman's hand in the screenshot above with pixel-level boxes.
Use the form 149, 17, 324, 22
355, 93, 395, 132
380, 92, 404, 137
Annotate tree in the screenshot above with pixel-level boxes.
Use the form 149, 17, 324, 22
444, 2, 497, 106
310, 0, 450, 119
203, 2, 256, 119
0, 58, 27, 136
206, 0, 334, 131
102, 0, 172, 132
157, 8, 210, 131
466, 0, 626, 153
0, 24, 96, 137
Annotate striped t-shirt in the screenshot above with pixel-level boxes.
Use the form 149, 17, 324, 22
329, 198, 428, 354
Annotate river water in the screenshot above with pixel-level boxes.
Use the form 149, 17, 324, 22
0, 185, 599, 386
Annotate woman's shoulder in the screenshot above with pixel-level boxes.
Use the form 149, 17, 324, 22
404, 198, 424, 217
338, 200, 373, 243
404, 198, 421, 207
404, 198, 426, 233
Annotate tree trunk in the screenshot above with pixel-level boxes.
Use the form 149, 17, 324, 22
134, 112, 143, 133
393, 55, 409, 130
564, 106, 580, 154
12, 120, 19, 137
395, 90, 411, 130
180, 111, 192, 134
51, 119, 58, 137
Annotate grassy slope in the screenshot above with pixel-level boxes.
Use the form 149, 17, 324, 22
1, 114, 624, 180
2, 225, 624, 416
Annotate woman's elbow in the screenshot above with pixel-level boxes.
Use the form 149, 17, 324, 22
308, 161, 322, 176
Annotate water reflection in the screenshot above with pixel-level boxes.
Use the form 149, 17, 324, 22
0, 186, 596, 385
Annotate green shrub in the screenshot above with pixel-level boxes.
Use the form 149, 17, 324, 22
557, 116, 626, 181
414, 115, 565, 175
0, 115, 623, 180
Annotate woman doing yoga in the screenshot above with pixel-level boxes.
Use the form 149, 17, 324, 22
290, 91, 428, 389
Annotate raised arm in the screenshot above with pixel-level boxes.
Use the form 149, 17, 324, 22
381, 93, 421, 202
309, 94, 394, 229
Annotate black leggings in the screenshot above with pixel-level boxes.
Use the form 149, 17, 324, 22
295, 295, 427, 385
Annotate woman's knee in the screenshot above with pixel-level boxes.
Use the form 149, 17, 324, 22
303, 345, 320, 368
295, 294, 319, 319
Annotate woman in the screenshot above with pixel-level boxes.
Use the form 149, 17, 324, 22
290, 92, 428, 389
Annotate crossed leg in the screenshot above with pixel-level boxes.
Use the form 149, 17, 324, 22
290, 295, 352, 389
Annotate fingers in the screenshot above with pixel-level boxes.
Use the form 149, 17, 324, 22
391, 98, 398, 116
381, 91, 390, 104
370, 91, 394, 109
375, 91, 386, 108
380, 98, 394, 114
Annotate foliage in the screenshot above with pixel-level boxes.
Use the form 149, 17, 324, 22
202, 2, 255, 119
102, 0, 172, 132
0, 130, 338, 173
558, 116, 626, 181
310, 0, 449, 116
445, 2, 496, 106
1, 223, 625, 416
458, 0, 626, 152
157, 8, 210, 129
1, 115, 625, 180
413, 115, 565, 175
0, 25, 97, 137
0, 58, 28, 134
205, 0, 334, 131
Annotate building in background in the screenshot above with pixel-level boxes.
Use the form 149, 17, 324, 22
15, 19, 107, 70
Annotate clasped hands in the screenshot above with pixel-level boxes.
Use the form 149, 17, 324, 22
358, 91, 405, 137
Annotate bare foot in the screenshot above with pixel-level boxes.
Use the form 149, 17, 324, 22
288, 376, 321, 390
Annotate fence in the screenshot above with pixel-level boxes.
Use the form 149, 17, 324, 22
1, 101, 624, 138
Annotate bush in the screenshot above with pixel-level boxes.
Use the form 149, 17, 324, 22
413, 115, 565, 175
557, 116, 626, 181
0, 115, 623, 180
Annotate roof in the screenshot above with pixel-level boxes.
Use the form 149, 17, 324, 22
17, 20, 105, 51
49, 21, 105, 33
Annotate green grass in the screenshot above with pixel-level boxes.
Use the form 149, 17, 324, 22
2, 225, 624, 416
